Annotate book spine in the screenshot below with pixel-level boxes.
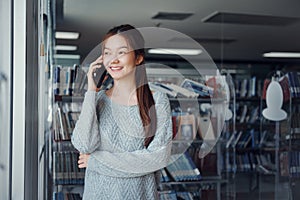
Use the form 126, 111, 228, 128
53, 66, 61, 95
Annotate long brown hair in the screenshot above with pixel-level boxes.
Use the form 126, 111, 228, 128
102, 24, 157, 148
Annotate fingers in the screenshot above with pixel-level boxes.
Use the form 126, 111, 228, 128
90, 55, 103, 70
78, 153, 90, 168
87, 56, 104, 91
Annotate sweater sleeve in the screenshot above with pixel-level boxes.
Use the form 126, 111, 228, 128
87, 91, 173, 177
71, 91, 102, 153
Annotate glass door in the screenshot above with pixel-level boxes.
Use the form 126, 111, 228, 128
0, 0, 12, 199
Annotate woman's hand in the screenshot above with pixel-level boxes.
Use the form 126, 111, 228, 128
87, 55, 104, 91
78, 153, 90, 168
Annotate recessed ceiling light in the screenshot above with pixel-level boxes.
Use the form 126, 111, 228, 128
202, 11, 300, 26
55, 31, 80, 39
148, 48, 202, 55
55, 45, 78, 51
169, 37, 236, 44
263, 52, 300, 58
54, 54, 81, 59
152, 12, 193, 20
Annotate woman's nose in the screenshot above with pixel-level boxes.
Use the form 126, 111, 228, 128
110, 55, 120, 64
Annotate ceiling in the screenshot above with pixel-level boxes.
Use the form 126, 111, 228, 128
55, 0, 300, 65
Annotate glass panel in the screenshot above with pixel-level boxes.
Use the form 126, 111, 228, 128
0, 0, 12, 199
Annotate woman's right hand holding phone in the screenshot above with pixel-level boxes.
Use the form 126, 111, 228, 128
87, 56, 103, 91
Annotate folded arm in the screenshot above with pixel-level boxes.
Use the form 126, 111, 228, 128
87, 92, 173, 177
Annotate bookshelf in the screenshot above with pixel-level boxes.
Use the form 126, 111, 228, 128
216, 64, 287, 199
47, 64, 233, 199
285, 71, 300, 199
45, 63, 86, 200
230, 67, 299, 199
49, 94, 84, 200
47, 62, 300, 199
148, 68, 233, 200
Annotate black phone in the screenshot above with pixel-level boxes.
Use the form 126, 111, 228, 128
93, 65, 107, 88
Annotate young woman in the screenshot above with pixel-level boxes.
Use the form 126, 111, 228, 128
71, 24, 173, 200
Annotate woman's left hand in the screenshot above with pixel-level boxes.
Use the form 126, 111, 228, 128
78, 153, 90, 168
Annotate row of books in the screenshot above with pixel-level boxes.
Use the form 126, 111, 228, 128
149, 78, 214, 98
54, 105, 80, 141
235, 152, 275, 173
280, 151, 300, 178
234, 76, 262, 98
291, 112, 300, 134
185, 146, 218, 177
53, 192, 81, 200
53, 151, 85, 185
161, 152, 202, 182
286, 71, 300, 98
53, 65, 101, 96
236, 104, 260, 124
225, 129, 261, 149
159, 191, 194, 200
53, 65, 77, 96
159, 185, 217, 200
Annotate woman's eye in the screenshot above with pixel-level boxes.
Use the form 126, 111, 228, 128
103, 51, 110, 55
119, 51, 126, 55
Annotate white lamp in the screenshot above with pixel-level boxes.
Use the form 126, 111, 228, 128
262, 79, 287, 121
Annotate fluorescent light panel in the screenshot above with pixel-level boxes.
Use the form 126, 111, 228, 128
148, 48, 202, 55
263, 52, 300, 58
54, 54, 80, 59
55, 45, 77, 51
55, 31, 80, 39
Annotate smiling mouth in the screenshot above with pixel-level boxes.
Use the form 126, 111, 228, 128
110, 66, 124, 71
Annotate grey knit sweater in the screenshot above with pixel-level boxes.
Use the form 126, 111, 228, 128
71, 90, 173, 200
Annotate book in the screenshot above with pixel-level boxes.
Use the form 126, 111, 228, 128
181, 78, 213, 97
226, 130, 238, 148
250, 129, 259, 148
160, 168, 171, 182
56, 107, 71, 141
159, 191, 177, 200
197, 115, 215, 140
239, 105, 248, 123
279, 76, 291, 102
165, 152, 202, 181
236, 131, 251, 149
56, 152, 64, 184
232, 131, 243, 148
176, 192, 194, 200
247, 76, 256, 97
248, 106, 259, 123
175, 114, 196, 141
240, 79, 248, 97
73, 66, 88, 95
53, 66, 61, 95
149, 82, 178, 97
53, 192, 82, 200
288, 72, 300, 98
65, 67, 75, 96
262, 78, 271, 100
280, 151, 289, 177
165, 83, 199, 98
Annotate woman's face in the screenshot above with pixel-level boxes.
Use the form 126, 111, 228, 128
102, 34, 140, 80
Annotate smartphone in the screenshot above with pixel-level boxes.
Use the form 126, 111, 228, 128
93, 65, 108, 88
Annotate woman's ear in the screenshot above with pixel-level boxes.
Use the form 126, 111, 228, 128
136, 55, 144, 65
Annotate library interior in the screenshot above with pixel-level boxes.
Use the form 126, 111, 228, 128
1, 0, 300, 199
